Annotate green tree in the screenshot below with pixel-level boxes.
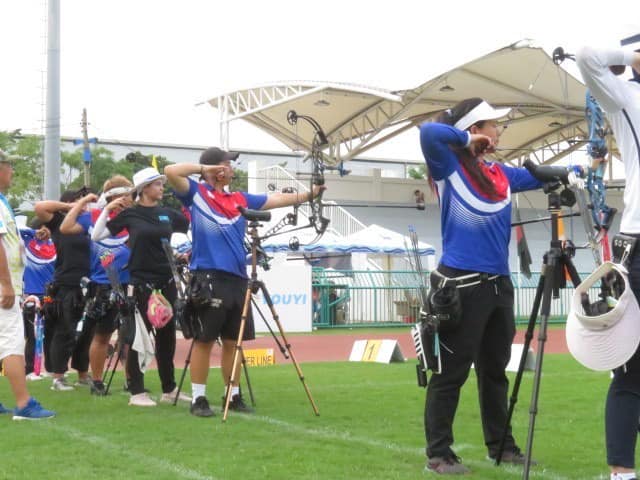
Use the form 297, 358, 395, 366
408, 164, 427, 180
62, 146, 136, 192
231, 168, 248, 192
0, 131, 44, 209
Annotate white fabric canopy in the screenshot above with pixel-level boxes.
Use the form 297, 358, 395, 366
209, 39, 609, 167
262, 224, 434, 256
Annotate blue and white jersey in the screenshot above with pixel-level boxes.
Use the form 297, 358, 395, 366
420, 122, 541, 275
175, 179, 267, 278
20, 228, 55, 295
78, 209, 130, 285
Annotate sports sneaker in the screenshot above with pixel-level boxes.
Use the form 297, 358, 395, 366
490, 447, 537, 466
425, 454, 470, 475
190, 396, 215, 417
26, 372, 43, 381
227, 394, 254, 413
51, 377, 74, 391
90, 380, 108, 396
0, 402, 12, 414
160, 387, 192, 404
12, 398, 55, 420
128, 392, 157, 407
74, 376, 93, 387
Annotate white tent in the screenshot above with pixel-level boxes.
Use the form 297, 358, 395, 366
342, 224, 434, 256
262, 224, 434, 256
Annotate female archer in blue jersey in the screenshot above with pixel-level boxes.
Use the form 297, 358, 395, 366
419, 98, 544, 474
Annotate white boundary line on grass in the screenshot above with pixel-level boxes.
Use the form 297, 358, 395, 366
235, 413, 593, 480
44, 423, 217, 480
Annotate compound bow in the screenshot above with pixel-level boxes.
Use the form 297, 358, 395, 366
585, 92, 616, 262
553, 47, 616, 264
259, 110, 330, 248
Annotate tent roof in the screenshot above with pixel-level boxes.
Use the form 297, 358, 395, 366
208, 40, 605, 167
262, 223, 435, 256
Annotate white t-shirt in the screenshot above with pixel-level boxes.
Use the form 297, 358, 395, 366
576, 46, 640, 233
0, 193, 24, 295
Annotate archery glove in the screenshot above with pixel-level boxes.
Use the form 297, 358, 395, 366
567, 168, 585, 190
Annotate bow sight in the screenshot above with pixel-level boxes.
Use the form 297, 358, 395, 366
552, 46, 575, 65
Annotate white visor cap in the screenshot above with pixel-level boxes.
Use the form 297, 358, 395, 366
454, 101, 511, 131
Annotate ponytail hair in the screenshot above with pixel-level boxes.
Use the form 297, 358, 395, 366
428, 97, 496, 197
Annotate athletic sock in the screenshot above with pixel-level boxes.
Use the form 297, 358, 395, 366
223, 385, 240, 397
611, 472, 637, 480
192, 383, 206, 403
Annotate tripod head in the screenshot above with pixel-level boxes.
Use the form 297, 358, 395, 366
238, 206, 273, 272
523, 159, 577, 209
238, 206, 271, 225
546, 187, 576, 210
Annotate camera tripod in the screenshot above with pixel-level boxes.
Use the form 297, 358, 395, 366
222, 209, 320, 421
496, 189, 583, 479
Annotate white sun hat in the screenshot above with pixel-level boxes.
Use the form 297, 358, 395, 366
132, 167, 166, 192
566, 261, 640, 371
454, 100, 511, 131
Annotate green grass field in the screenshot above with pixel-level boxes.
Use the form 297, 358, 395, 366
0, 354, 618, 479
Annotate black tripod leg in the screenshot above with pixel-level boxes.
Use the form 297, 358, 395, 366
104, 342, 124, 396
259, 281, 320, 416
241, 350, 256, 406
102, 343, 116, 384
495, 271, 546, 465
251, 297, 288, 359
522, 257, 558, 479
173, 339, 195, 406
562, 256, 583, 289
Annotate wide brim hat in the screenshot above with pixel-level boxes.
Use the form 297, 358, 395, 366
132, 167, 166, 192
566, 261, 640, 371
454, 100, 511, 131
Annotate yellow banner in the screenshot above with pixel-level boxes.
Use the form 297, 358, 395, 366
244, 348, 275, 367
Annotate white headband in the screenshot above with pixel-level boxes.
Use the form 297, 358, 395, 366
104, 186, 132, 199
96, 186, 132, 208
454, 101, 511, 131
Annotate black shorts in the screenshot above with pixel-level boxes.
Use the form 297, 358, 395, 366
191, 270, 254, 343
88, 284, 122, 335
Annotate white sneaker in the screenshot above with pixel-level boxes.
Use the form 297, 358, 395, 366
51, 377, 74, 391
159, 388, 192, 404
128, 392, 157, 407
26, 373, 43, 381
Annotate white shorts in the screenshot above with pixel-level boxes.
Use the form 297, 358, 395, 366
0, 297, 25, 360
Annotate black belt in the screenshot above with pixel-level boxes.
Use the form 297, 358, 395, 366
193, 269, 245, 282
432, 270, 500, 289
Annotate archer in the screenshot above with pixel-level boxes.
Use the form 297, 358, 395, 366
164, 147, 324, 417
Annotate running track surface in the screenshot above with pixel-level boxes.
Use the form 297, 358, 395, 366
168, 328, 569, 368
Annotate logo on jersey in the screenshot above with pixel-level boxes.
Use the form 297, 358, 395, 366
99, 251, 116, 268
